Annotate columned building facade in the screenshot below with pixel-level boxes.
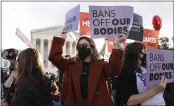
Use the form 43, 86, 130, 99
31, 25, 79, 74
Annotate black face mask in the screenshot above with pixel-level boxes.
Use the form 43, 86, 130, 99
140, 53, 147, 68
77, 44, 91, 61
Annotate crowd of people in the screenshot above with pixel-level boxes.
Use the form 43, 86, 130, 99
1, 31, 174, 106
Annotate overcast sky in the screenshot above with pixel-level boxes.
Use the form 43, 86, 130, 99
2, 2, 173, 50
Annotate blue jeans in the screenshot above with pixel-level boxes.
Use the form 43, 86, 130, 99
53, 101, 61, 106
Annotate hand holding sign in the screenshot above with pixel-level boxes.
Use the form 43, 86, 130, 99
113, 32, 128, 49
59, 31, 67, 39
115, 31, 129, 43
152, 76, 167, 94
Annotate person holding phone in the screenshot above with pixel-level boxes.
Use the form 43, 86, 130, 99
115, 42, 167, 106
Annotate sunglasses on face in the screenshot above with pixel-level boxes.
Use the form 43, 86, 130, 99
140, 51, 146, 55
76, 43, 90, 49
139, 52, 147, 60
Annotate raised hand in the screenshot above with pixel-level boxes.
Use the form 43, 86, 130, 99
59, 32, 67, 39
113, 32, 129, 49
114, 31, 129, 43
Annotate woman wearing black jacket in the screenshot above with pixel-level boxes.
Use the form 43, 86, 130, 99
115, 42, 167, 106
10, 48, 53, 106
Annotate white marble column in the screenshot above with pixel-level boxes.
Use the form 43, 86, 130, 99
69, 42, 72, 56
40, 39, 44, 65
48, 40, 52, 68
66, 41, 70, 55
63, 41, 66, 56
73, 42, 76, 55
33, 39, 37, 47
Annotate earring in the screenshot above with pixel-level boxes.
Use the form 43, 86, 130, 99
91, 50, 93, 54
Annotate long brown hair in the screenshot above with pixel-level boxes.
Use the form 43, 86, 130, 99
16, 48, 45, 83
123, 42, 146, 73
76, 36, 101, 62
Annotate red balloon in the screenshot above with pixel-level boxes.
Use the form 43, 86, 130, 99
152, 15, 162, 31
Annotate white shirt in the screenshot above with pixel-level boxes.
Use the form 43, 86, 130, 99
136, 67, 166, 106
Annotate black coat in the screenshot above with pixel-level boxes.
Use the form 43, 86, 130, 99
10, 76, 53, 106
111, 77, 117, 90
164, 83, 174, 106
115, 68, 140, 106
